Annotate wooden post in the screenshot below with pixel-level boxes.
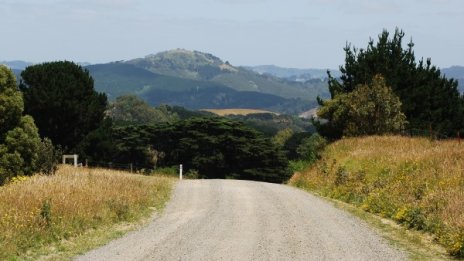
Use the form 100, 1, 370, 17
458, 131, 461, 144
130, 163, 133, 173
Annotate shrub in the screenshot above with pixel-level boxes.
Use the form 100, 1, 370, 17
36, 138, 62, 175
296, 133, 327, 163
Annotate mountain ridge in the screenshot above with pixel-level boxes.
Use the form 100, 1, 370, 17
4, 52, 463, 113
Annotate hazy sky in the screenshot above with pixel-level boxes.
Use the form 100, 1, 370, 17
1, 0, 463, 69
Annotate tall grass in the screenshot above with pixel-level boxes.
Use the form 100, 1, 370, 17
0, 165, 174, 260
289, 136, 464, 257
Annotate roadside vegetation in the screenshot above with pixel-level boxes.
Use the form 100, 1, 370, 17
0, 165, 174, 260
290, 136, 464, 257
290, 28, 464, 258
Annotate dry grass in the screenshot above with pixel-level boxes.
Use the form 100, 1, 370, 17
201, 108, 278, 116
0, 165, 175, 260
289, 136, 464, 258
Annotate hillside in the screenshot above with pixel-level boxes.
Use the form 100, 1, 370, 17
6, 56, 462, 111
290, 136, 464, 257
86, 62, 310, 113
127, 49, 231, 80
88, 53, 323, 113
126, 49, 330, 104
246, 65, 341, 81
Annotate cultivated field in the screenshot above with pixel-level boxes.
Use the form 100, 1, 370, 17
0, 165, 174, 260
290, 136, 464, 257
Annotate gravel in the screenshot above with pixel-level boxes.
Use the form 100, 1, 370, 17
76, 179, 406, 261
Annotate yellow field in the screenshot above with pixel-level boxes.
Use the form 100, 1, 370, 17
290, 136, 464, 257
202, 108, 278, 116
0, 165, 175, 260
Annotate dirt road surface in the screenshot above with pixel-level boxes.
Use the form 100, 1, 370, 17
76, 179, 406, 261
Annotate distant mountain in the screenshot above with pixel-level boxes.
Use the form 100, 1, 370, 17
7, 54, 461, 113
86, 62, 312, 114
0, 60, 32, 70
127, 49, 231, 80
246, 65, 341, 82
442, 66, 464, 78
442, 66, 464, 93
92, 49, 328, 113
126, 49, 330, 103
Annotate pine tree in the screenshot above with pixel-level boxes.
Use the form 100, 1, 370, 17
322, 28, 464, 137
20, 61, 108, 151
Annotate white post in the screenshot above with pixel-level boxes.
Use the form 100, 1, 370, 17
63, 154, 79, 167
73, 154, 78, 167
179, 164, 183, 180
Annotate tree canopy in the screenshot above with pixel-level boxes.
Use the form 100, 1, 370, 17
107, 95, 179, 125
0, 65, 42, 184
79, 117, 292, 183
317, 75, 407, 138
323, 28, 464, 137
20, 61, 108, 151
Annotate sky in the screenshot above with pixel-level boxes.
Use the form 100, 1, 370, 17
1, 0, 463, 69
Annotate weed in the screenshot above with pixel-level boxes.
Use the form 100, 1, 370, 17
40, 199, 52, 227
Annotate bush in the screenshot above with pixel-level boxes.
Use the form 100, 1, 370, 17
296, 133, 327, 163
316, 75, 406, 139
36, 138, 62, 175
150, 166, 178, 177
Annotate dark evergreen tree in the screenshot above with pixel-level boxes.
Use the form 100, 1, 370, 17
20, 61, 108, 151
79, 117, 291, 183
322, 28, 464, 137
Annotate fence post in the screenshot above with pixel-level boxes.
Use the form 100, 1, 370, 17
458, 131, 461, 144
179, 164, 183, 180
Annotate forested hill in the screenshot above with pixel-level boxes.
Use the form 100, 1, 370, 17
86, 62, 311, 114
117, 49, 328, 113
3, 56, 463, 113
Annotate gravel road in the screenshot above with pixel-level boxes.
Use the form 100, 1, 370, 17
76, 179, 406, 261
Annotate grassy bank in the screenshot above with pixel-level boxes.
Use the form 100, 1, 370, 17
0, 165, 175, 260
289, 136, 463, 258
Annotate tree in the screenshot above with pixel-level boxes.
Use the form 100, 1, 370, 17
272, 128, 294, 147
317, 75, 406, 138
19, 61, 108, 151
79, 117, 292, 183
323, 28, 464, 137
296, 133, 327, 163
107, 95, 179, 125
0, 65, 42, 184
